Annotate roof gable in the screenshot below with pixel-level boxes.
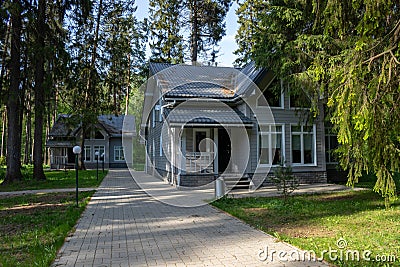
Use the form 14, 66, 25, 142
148, 62, 267, 100
49, 114, 135, 138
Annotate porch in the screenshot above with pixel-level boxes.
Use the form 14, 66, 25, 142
172, 127, 253, 189
152, 103, 255, 188
49, 147, 75, 169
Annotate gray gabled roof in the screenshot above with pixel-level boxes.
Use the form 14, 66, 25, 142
48, 114, 80, 137
149, 62, 174, 74
148, 62, 266, 100
48, 114, 135, 138
98, 115, 126, 137
164, 105, 253, 127
240, 62, 265, 83
166, 82, 236, 99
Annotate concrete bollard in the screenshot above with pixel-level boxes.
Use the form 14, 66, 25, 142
215, 177, 225, 198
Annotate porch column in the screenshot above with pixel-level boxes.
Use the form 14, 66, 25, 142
170, 128, 175, 184
181, 130, 186, 175
213, 128, 218, 174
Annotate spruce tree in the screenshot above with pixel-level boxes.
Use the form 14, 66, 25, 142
149, 0, 232, 63
238, 0, 400, 205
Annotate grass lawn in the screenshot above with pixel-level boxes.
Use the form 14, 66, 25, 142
0, 167, 108, 192
132, 163, 145, 171
0, 191, 94, 266
212, 190, 400, 266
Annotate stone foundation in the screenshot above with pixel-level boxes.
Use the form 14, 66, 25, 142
260, 171, 327, 186
178, 174, 216, 187
150, 168, 327, 188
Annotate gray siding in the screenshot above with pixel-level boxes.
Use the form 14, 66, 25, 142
146, 105, 170, 175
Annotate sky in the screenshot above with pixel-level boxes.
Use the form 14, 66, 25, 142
135, 0, 239, 67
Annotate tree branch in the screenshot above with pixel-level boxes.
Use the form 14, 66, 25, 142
363, 46, 397, 65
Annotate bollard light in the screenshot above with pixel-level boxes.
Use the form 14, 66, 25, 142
101, 152, 105, 173
73, 145, 81, 207
95, 151, 99, 181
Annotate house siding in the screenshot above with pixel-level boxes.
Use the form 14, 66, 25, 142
147, 105, 171, 177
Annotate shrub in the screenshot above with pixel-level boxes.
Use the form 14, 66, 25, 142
272, 162, 299, 201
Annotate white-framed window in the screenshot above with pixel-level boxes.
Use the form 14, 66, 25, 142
291, 124, 316, 165
93, 145, 105, 160
258, 124, 284, 166
84, 146, 91, 162
114, 146, 125, 161
325, 127, 339, 163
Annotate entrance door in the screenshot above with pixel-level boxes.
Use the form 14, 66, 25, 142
67, 148, 75, 163
218, 128, 231, 173
195, 130, 207, 152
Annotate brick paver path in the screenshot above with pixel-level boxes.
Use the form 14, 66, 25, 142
52, 169, 328, 267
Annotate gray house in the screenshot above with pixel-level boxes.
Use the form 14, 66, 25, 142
47, 114, 135, 169
141, 62, 331, 189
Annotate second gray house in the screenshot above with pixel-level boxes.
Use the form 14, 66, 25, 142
47, 114, 135, 169
141, 62, 332, 189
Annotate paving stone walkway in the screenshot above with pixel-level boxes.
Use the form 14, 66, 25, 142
52, 169, 329, 267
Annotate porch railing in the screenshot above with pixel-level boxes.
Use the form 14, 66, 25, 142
52, 156, 67, 169
185, 152, 214, 173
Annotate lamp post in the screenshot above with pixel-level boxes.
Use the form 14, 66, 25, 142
101, 152, 105, 173
95, 151, 99, 181
73, 145, 82, 207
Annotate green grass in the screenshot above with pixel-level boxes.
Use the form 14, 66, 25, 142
0, 191, 94, 266
132, 163, 145, 171
212, 190, 400, 266
0, 166, 108, 192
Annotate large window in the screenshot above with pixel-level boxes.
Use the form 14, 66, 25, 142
84, 146, 91, 162
259, 125, 283, 165
93, 145, 105, 160
325, 128, 339, 163
114, 146, 125, 161
291, 125, 316, 165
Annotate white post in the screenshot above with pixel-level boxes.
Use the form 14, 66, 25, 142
214, 128, 218, 174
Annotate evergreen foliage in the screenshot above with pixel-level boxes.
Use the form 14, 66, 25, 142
149, 0, 232, 63
236, 0, 400, 205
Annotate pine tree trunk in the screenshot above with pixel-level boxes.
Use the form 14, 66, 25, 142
0, 19, 10, 159
0, 109, 6, 157
4, 1, 23, 184
0, 17, 11, 94
44, 110, 51, 165
125, 54, 131, 116
33, 0, 46, 181
79, 121, 86, 170
24, 99, 32, 164
86, 0, 103, 107
190, 0, 199, 64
